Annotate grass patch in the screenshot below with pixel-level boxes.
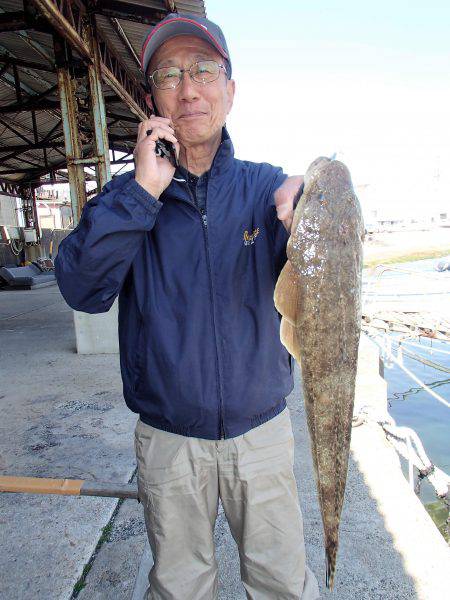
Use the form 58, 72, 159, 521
72, 564, 92, 595
71, 498, 124, 598
364, 247, 450, 269
99, 520, 114, 544
70, 467, 138, 599
425, 499, 449, 543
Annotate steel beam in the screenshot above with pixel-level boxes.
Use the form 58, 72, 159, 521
83, 18, 111, 188
90, 0, 166, 25
54, 37, 86, 225
0, 117, 34, 146
12, 64, 22, 102
102, 67, 147, 119
0, 100, 59, 114
0, 41, 56, 91
0, 153, 44, 170
0, 135, 134, 164
0, 99, 131, 115
0, 70, 44, 99
0, 83, 58, 114
0, 11, 28, 32
41, 118, 63, 144
0, 7, 53, 65
28, 0, 90, 63
27, 0, 148, 119
110, 17, 141, 68
0, 56, 55, 72
0, 141, 67, 153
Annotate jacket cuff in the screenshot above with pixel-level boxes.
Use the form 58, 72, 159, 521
126, 178, 163, 215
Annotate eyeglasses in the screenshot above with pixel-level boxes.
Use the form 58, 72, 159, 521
148, 60, 227, 90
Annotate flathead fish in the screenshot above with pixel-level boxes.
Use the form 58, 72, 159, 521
274, 157, 364, 588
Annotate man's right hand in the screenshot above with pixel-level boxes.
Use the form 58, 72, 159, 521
134, 115, 180, 200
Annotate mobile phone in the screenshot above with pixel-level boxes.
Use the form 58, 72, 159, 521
154, 137, 178, 168
148, 102, 178, 168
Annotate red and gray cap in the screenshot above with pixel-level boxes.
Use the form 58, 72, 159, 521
141, 13, 232, 79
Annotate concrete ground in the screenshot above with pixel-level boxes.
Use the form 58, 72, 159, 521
0, 284, 137, 599
1, 286, 449, 599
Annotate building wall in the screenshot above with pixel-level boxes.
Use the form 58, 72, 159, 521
0, 195, 23, 227
36, 199, 73, 230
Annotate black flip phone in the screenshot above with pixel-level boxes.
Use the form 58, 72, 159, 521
147, 103, 178, 168
154, 137, 178, 167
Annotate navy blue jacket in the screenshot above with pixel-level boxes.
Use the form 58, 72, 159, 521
55, 131, 294, 439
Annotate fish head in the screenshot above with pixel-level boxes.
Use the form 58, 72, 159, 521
303, 156, 332, 189
288, 158, 365, 272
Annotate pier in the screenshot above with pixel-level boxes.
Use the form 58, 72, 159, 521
1, 286, 449, 599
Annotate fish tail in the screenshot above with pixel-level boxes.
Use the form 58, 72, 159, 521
325, 545, 337, 590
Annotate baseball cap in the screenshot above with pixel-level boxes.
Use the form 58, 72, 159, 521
141, 13, 232, 79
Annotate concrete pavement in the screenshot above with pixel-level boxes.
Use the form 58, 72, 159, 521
1, 286, 449, 599
0, 285, 137, 599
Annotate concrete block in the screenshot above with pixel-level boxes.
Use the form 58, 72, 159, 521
74, 298, 119, 354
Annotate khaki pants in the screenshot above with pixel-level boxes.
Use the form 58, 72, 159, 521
134, 408, 320, 600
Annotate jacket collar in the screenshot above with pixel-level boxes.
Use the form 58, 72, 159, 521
174, 127, 234, 178
167, 126, 234, 202
210, 126, 234, 176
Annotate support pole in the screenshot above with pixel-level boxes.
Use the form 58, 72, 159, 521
83, 17, 111, 190
53, 35, 86, 226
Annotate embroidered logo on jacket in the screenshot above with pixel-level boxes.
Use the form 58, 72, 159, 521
243, 227, 260, 246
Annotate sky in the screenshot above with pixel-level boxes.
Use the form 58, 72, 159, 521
206, 0, 450, 220
48, 1, 449, 222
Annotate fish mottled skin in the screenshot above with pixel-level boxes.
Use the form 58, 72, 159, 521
274, 157, 364, 588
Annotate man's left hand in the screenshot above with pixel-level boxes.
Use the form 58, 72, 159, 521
274, 175, 304, 233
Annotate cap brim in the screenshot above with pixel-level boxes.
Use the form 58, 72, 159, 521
141, 18, 228, 74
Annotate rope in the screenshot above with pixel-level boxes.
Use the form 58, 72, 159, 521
354, 332, 450, 500
360, 266, 450, 502
353, 403, 449, 498
396, 339, 450, 356
388, 378, 450, 403
371, 334, 450, 409
393, 344, 450, 374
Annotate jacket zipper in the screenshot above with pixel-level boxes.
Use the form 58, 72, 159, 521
183, 182, 225, 439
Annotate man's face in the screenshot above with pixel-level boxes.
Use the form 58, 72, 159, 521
146, 35, 235, 146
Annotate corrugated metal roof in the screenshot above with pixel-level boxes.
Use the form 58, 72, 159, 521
0, 0, 206, 192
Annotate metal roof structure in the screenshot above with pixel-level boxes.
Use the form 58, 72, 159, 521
0, 0, 206, 198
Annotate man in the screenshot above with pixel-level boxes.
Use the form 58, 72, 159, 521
56, 12, 320, 600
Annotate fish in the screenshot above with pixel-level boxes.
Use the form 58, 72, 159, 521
274, 157, 364, 588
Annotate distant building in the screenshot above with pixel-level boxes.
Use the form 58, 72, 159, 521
355, 183, 449, 232
35, 188, 72, 230
0, 194, 24, 228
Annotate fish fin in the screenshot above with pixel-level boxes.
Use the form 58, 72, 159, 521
279, 317, 301, 362
274, 261, 301, 326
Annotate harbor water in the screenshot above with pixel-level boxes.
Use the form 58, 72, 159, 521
362, 257, 450, 538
